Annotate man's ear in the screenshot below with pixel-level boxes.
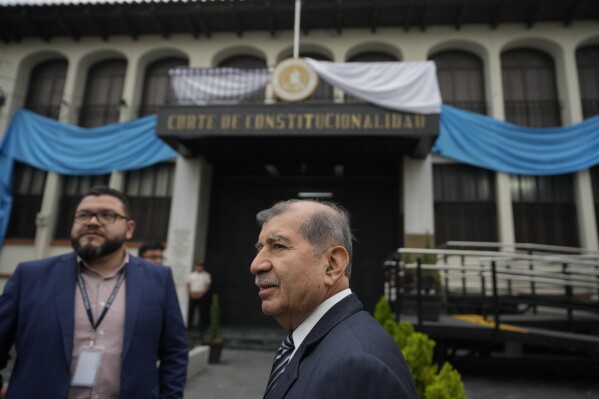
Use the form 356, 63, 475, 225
324, 245, 349, 285
126, 220, 136, 240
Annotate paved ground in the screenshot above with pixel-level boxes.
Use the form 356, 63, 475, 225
184, 348, 599, 399
2, 346, 597, 398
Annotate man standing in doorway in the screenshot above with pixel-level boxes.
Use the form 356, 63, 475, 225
0, 186, 188, 399
187, 261, 212, 340
250, 199, 418, 399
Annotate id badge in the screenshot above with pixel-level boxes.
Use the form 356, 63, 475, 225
71, 346, 104, 387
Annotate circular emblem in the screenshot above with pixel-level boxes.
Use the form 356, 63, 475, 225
271, 58, 319, 102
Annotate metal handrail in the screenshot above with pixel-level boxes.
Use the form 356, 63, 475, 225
444, 240, 599, 255
397, 247, 599, 268
384, 246, 599, 328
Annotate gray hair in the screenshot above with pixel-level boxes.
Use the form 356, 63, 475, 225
256, 199, 354, 278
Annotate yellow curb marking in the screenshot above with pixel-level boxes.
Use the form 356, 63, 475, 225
452, 314, 529, 333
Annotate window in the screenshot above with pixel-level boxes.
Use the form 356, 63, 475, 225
139, 57, 188, 116
511, 174, 578, 246
502, 49, 561, 127
25, 59, 67, 119
6, 162, 47, 239
576, 45, 599, 119
430, 50, 486, 114
123, 57, 188, 242
79, 59, 127, 127
433, 164, 497, 246
589, 165, 599, 238
124, 163, 174, 242
6, 60, 67, 239
53, 175, 111, 240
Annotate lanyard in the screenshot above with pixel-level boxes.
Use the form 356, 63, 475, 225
77, 267, 126, 335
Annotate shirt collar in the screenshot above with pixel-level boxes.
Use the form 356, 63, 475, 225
77, 251, 130, 279
290, 288, 352, 359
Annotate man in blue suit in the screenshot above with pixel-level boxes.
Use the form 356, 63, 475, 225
251, 199, 418, 399
0, 186, 188, 399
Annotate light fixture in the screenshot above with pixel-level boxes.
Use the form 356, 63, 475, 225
298, 192, 333, 198
265, 164, 279, 176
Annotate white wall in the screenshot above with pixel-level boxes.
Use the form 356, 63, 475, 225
1, 21, 599, 273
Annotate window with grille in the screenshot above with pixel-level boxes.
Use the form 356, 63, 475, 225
53, 175, 111, 240
79, 59, 126, 128
502, 49, 561, 127
124, 56, 188, 243
6, 162, 47, 239
6, 60, 67, 239
345, 51, 398, 103
576, 45, 599, 119
25, 59, 67, 119
123, 162, 174, 242
511, 174, 578, 246
430, 50, 487, 114
589, 165, 599, 239
433, 163, 497, 246
139, 57, 188, 116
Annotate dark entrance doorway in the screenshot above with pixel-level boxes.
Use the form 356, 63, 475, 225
205, 170, 401, 331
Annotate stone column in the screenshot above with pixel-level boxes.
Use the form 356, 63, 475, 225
33, 172, 63, 259
487, 48, 515, 247
165, 156, 213, 320
403, 156, 435, 248
559, 47, 598, 250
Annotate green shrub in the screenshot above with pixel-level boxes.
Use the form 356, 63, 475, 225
403, 332, 438, 398
395, 320, 414, 349
425, 363, 467, 399
374, 297, 467, 399
374, 295, 393, 326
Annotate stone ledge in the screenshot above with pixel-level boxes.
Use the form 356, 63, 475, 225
187, 345, 210, 380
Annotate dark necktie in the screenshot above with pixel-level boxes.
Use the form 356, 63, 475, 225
264, 333, 295, 398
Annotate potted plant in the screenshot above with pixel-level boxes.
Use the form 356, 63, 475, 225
207, 293, 223, 364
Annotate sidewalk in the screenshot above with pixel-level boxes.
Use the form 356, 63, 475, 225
184, 348, 599, 399
184, 348, 273, 399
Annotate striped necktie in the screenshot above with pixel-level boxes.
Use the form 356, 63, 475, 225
264, 333, 295, 398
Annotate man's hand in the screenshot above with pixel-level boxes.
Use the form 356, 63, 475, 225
190, 292, 204, 300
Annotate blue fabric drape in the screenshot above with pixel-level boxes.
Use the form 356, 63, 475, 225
433, 105, 599, 176
3, 104, 599, 248
0, 108, 177, 248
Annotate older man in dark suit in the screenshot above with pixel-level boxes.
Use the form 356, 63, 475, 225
251, 199, 418, 399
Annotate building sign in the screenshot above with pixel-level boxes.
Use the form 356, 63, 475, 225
157, 103, 439, 138
271, 58, 319, 102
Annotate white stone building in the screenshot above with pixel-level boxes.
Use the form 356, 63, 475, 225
0, 0, 598, 329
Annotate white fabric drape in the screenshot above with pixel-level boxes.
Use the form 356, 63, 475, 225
169, 67, 271, 104
305, 58, 442, 114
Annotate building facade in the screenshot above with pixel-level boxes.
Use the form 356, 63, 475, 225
1, 0, 599, 329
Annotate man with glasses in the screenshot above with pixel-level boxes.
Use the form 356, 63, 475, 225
139, 240, 166, 265
0, 186, 188, 399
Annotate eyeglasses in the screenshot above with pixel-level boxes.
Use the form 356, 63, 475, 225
74, 210, 130, 224
144, 255, 165, 261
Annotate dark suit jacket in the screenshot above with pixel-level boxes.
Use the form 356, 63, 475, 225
0, 252, 189, 399
268, 293, 418, 399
